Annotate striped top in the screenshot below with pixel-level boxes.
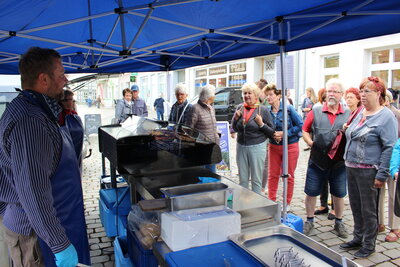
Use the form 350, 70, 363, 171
0, 91, 71, 253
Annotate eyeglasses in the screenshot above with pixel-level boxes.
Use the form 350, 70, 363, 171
359, 89, 377, 94
326, 90, 342, 94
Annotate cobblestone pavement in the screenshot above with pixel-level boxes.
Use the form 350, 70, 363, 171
78, 104, 400, 267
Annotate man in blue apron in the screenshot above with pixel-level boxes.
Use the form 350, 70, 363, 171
0, 47, 90, 267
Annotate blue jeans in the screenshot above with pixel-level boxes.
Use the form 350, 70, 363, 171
156, 110, 164, 121
304, 161, 347, 198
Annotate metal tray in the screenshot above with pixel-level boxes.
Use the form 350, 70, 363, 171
160, 182, 228, 211
230, 225, 359, 267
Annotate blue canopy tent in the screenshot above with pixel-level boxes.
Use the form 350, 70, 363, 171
0, 0, 399, 220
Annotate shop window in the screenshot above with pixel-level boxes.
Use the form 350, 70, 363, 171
394, 48, 400, 63
209, 79, 216, 87
324, 74, 339, 85
324, 55, 339, 68
218, 77, 227, 88
229, 74, 247, 87
372, 49, 389, 64
392, 69, 400, 90
371, 70, 388, 86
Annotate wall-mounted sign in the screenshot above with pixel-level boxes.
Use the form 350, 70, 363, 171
195, 69, 207, 77
209, 66, 227, 76
228, 74, 247, 87
229, 63, 246, 73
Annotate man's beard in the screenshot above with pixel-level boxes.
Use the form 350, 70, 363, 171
327, 97, 338, 106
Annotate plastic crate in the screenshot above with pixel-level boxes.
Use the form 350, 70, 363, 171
114, 236, 133, 267
99, 187, 131, 215
118, 214, 128, 238
283, 213, 303, 233
99, 196, 129, 237
127, 229, 158, 267
165, 241, 264, 267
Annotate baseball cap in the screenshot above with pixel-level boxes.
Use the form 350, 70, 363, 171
131, 85, 139, 91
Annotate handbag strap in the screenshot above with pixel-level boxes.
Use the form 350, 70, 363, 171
347, 106, 363, 125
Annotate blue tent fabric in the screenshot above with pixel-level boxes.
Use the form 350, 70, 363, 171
0, 0, 399, 74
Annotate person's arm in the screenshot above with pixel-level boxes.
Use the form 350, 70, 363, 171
186, 105, 197, 129
390, 139, 400, 178
181, 104, 192, 125
258, 107, 275, 138
115, 100, 123, 122
10, 118, 70, 254
376, 114, 398, 182
287, 105, 303, 137
302, 110, 314, 146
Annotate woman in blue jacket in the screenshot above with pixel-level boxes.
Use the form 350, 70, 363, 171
264, 84, 303, 211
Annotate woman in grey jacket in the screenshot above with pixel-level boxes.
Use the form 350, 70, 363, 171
232, 82, 275, 194
340, 77, 398, 258
115, 88, 133, 123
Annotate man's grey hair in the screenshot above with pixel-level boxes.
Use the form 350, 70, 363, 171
199, 84, 216, 102
175, 83, 187, 95
325, 78, 344, 93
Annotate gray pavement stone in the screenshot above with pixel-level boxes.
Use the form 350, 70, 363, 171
90, 249, 102, 257
383, 249, 400, 259
376, 262, 398, 267
369, 253, 391, 264
323, 238, 343, 247
391, 258, 400, 265
91, 232, 107, 238
354, 258, 376, 267
91, 255, 110, 264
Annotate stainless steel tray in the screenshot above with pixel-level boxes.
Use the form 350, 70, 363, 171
160, 182, 228, 211
230, 225, 359, 267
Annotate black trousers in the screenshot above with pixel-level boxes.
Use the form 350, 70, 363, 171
347, 167, 379, 250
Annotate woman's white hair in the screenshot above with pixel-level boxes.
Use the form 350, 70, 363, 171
175, 83, 187, 95
199, 84, 216, 102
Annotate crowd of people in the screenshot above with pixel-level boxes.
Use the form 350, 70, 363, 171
114, 77, 400, 259
1, 46, 400, 266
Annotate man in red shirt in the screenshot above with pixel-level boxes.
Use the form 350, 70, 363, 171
302, 79, 350, 238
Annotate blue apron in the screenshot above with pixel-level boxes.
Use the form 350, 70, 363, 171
22, 91, 90, 266
65, 114, 84, 171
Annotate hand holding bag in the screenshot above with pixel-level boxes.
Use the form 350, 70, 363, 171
328, 106, 363, 160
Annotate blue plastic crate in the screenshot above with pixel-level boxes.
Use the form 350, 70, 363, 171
118, 215, 128, 238
99, 198, 118, 237
99, 187, 131, 215
99, 199, 129, 237
283, 213, 303, 233
114, 236, 133, 267
127, 229, 158, 267
165, 241, 264, 267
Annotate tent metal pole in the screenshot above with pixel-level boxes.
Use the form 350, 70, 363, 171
95, 17, 121, 66
278, 20, 288, 223
19, 12, 114, 34
214, 31, 275, 43
206, 38, 269, 44
127, 6, 156, 51
349, 11, 400, 15
122, 0, 202, 13
87, 0, 95, 66
290, 15, 342, 42
210, 21, 277, 58
129, 11, 208, 31
219, 19, 275, 31
169, 42, 202, 67
118, 0, 128, 50
150, 51, 204, 59
132, 32, 206, 54
3, 32, 118, 54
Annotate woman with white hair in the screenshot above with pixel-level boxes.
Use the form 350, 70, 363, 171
187, 84, 220, 172
168, 83, 192, 125
231, 82, 275, 194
